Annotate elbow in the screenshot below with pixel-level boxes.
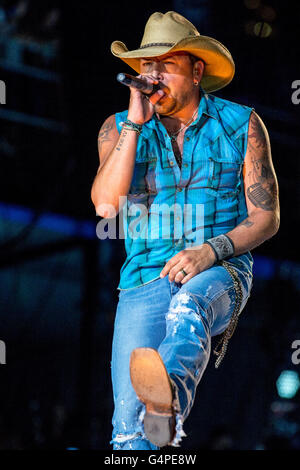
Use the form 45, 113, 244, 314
269, 210, 280, 238
91, 190, 119, 219
273, 209, 280, 235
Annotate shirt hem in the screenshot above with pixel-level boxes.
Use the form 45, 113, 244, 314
117, 275, 162, 291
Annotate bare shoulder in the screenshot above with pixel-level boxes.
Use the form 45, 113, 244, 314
247, 110, 270, 151
243, 111, 279, 213
97, 114, 120, 165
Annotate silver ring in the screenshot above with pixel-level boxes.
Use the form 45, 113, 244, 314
180, 268, 188, 277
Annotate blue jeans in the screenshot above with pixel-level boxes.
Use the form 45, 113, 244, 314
110, 256, 253, 450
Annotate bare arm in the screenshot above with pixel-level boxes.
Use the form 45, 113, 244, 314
225, 110, 280, 254
91, 75, 166, 218
159, 111, 280, 283
91, 114, 140, 218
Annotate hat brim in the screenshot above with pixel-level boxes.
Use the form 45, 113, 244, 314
111, 35, 235, 93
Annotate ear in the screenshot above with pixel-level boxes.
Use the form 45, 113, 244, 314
193, 60, 205, 81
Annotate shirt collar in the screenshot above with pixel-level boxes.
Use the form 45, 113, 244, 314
195, 87, 219, 123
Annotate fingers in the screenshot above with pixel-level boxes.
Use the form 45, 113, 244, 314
148, 89, 165, 105
160, 254, 181, 278
172, 263, 191, 283
137, 74, 159, 84
136, 74, 166, 105
160, 258, 191, 284
180, 271, 194, 284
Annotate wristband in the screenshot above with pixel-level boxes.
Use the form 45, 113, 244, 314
121, 119, 143, 134
204, 234, 235, 261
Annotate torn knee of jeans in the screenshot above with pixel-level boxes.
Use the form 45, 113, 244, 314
111, 405, 147, 448
166, 292, 203, 320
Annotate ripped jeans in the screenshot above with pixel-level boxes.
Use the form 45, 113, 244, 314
110, 255, 253, 450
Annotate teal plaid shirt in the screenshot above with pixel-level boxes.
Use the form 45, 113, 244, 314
115, 90, 254, 290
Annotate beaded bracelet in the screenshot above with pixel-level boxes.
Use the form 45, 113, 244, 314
121, 119, 143, 135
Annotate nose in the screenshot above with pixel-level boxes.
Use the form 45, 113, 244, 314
150, 62, 164, 80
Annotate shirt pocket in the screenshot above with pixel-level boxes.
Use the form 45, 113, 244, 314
204, 138, 244, 200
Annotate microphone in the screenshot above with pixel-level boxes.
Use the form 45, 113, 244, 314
116, 73, 160, 94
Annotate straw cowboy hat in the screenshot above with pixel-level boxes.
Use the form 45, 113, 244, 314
111, 11, 235, 93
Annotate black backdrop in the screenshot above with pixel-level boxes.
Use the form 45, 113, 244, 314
0, 0, 299, 451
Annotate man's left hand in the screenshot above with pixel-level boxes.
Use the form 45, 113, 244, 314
160, 243, 217, 284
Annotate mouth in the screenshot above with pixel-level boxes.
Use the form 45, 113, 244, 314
156, 90, 169, 104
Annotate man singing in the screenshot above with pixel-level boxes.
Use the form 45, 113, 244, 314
91, 11, 280, 450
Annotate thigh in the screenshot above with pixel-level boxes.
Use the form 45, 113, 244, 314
178, 261, 251, 336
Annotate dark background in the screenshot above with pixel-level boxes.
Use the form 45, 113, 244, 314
0, 0, 299, 450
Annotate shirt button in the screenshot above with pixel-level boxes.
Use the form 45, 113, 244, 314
177, 187, 182, 192
185, 137, 190, 141
176, 216, 180, 220
184, 163, 188, 168
170, 161, 174, 166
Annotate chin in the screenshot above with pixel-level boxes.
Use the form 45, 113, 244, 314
154, 100, 175, 116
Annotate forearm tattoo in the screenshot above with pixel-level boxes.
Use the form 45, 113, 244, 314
246, 113, 278, 211
116, 128, 128, 151
239, 218, 254, 228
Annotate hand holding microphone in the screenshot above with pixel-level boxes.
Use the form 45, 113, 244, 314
117, 72, 166, 125
117, 73, 161, 95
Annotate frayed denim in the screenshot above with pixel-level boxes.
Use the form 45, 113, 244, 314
110, 257, 253, 450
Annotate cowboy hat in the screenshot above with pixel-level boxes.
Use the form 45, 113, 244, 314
111, 11, 235, 93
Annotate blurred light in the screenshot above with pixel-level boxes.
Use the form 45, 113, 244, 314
276, 370, 300, 399
259, 5, 277, 22
253, 21, 272, 38
0, 202, 96, 239
244, 0, 261, 9
252, 255, 276, 279
271, 401, 297, 415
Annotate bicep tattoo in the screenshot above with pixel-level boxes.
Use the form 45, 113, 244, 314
246, 113, 278, 211
98, 116, 115, 154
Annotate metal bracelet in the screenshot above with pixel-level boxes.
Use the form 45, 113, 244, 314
204, 234, 235, 261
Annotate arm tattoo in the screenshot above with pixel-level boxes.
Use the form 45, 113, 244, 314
248, 114, 266, 148
246, 113, 278, 211
98, 117, 114, 153
239, 218, 254, 228
116, 129, 128, 151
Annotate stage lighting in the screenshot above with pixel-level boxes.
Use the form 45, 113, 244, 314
276, 370, 300, 399
253, 21, 272, 38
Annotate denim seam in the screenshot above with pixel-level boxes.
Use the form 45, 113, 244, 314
186, 286, 235, 311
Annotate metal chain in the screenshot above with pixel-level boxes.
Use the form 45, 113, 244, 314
169, 108, 198, 142
213, 260, 244, 369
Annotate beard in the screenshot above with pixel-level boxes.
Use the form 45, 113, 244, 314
154, 89, 192, 117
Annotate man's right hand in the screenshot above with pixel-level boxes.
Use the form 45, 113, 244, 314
127, 74, 166, 125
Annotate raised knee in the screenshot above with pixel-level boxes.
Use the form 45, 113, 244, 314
167, 291, 208, 322
167, 292, 192, 319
